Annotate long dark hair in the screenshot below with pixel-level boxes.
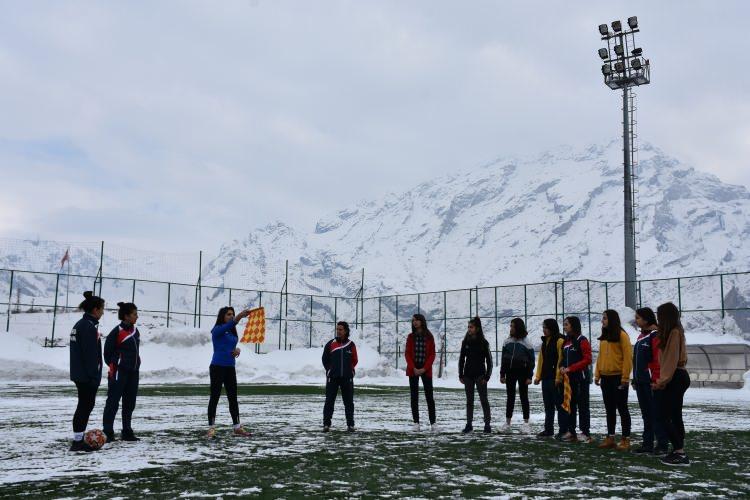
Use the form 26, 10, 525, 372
337, 321, 350, 338
542, 318, 561, 338
600, 309, 623, 342
411, 313, 432, 336
464, 316, 485, 342
656, 302, 683, 346
78, 291, 104, 313
215, 306, 236, 326
564, 316, 582, 337
510, 317, 527, 339
117, 302, 138, 321
635, 307, 657, 328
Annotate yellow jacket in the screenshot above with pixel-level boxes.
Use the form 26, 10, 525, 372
534, 336, 564, 384
594, 330, 633, 383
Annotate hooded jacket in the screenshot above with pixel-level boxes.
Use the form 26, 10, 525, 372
500, 336, 535, 379
69, 313, 103, 386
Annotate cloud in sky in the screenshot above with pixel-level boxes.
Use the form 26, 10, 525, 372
0, 0, 748, 252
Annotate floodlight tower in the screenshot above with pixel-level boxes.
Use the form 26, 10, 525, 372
597, 16, 650, 309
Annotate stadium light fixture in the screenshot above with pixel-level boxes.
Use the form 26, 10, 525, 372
595, 15, 651, 309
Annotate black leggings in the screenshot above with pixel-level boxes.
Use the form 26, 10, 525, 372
505, 368, 530, 420
600, 375, 631, 437
409, 374, 436, 424
103, 369, 139, 433
208, 365, 240, 426
656, 368, 690, 451
464, 376, 491, 425
73, 382, 98, 433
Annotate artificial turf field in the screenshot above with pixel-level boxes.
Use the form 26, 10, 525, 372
0, 384, 748, 498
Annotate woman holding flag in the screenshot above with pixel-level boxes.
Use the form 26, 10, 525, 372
558, 316, 594, 444
207, 306, 253, 439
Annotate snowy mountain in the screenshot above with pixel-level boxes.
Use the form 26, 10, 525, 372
204, 140, 750, 296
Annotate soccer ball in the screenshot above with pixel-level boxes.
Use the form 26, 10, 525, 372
84, 429, 107, 450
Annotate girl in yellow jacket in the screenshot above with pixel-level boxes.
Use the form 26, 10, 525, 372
595, 309, 633, 451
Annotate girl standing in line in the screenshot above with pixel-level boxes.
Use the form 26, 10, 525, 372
404, 314, 437, 430
499, 318, 535, 433
458, 317, 493, 433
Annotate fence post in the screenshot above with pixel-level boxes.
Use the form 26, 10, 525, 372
604, 282, 609, 310
554, 282, 559, 320
561, 279, 565, 323
417, 293, 421, 315
396, 341, 399, 370
228, 288, 233, 306
309, 295, 313, 348
637, 280, 642, 308
98, 241, 104, 296
50, 273, 60, 347
677, 277, 682, 311
443, 290, 447, 370
468, 289, 472, 320
131, 280, 136, 303
475, 286, 479, 317
166, 282, 171, 328
334, 297, 338, 335
719, 274, 725, 319
377, 296, 382, 354
279, 289, 283, 350
6, 270, 13, 332
494, 286, 499, 365
523, 284, 528, 326
198, 251, 203, 328
586, 279, 591, 342
395, 295, 399, 342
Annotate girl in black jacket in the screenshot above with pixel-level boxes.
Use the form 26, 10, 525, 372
458, 317, 493, 433
69, 291, 105, 452
102, 302, 141, 443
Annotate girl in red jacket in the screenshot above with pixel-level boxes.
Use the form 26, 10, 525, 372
404, 314, 437, 430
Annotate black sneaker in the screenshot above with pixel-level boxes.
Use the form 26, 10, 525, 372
462, 424, 473, 434
653, 446, 669, 456
537, 431, 553, 438
661, 452, 690, 466
346, 426, 355, 432
69, 440, 95, 452
484, 424, 492, 434
104, 430, 115, 443
634, 446, 654, 454
121, 431, 139, 442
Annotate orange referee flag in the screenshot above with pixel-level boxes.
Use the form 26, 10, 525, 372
240, 307, 266, 344
561, 372, 572, 414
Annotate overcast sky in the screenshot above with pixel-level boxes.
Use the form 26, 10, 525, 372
0, 0, 748, 253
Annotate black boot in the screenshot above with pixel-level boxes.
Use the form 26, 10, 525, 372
121, 430, 139, 442
104, 430, 115, 443
462, 424, 473, 434
484, 423, 492, 434
69, 440, 94, 452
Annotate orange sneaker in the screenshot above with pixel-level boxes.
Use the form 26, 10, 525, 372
598, 436, 617, 449
233, 426, 252, 437
616, 437, 631, 451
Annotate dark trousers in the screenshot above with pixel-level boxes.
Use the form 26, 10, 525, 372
505, 367, 530, 420
655, 368, 690, 451
541, 378, 563, 435
73, 382, 99, 433
323, 377, 354, 427
103, 369, 139, 433
561, 377, 590, 435
464, 376, 491, 425
634, 381, 668, 449
600, 375, 631, 437
409, 374, 436, 424
208, 364, 240, 426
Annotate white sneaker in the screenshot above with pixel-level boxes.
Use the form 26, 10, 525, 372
412, 422, 421, 431
500, 423, 512, 433
429, 423, 438, 432
521, 422, 532, 434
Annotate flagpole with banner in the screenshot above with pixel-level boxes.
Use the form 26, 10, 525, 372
60, 248, 70, 312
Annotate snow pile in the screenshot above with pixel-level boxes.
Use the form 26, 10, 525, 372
0, 324, 403, 385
